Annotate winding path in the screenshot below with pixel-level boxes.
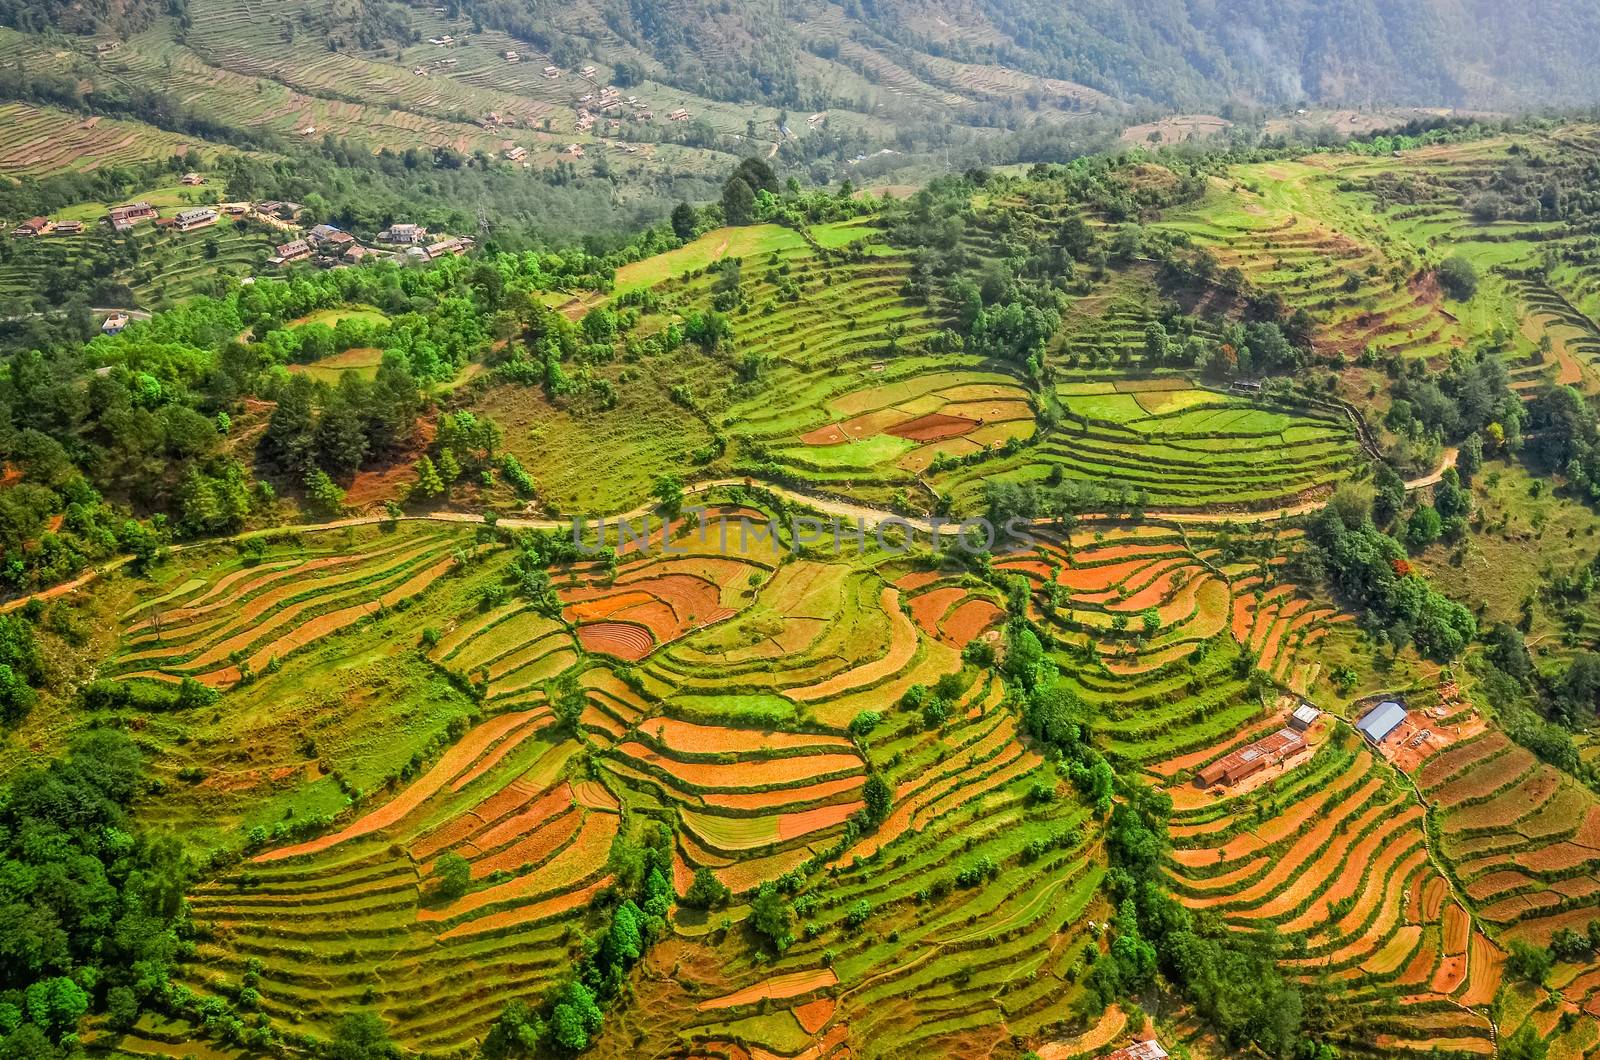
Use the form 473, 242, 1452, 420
0, 449, 1459, 614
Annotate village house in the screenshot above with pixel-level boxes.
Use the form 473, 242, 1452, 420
106, 202, 158, 232
504, 145, 528, 162
561, 143, 585, 159
343, 244, 375, 263
253, 201, 304, 222
425, 236, 472, 258
11, 217, 54, 238
668, 107, 691, 121
427, 34, 454, 45
1106, 1042, 1168, 1060
580, 65, 596, 78
502, 50, 520, 63
378, 223, 427, 245
174, 207, 218, 232
100, 312, 130, 335
51, 220, 84, 236
543, 65, 561, 78
1196, 728, 1306, 788
272, 239, 312, 264
180, 172, 205, 186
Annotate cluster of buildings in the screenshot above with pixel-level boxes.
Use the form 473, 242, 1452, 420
270, 221, 468, 268
1195, 702, 1320, 790
10, 217, 80, 238
14, 197, 317, 240
1192, 696, 1420, 792
575, 86, 664, 134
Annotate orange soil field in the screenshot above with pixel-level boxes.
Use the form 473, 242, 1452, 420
641, 718, 853, 755
942, 598, 1001, 645
702, 775, 863, 811
886, 412, 978, 441
788, 587, 917, 702
696, 969, 838, 1011
576, 621, 655, 660
614, 743, 865, 790
792, 998, 835, 1035
1417, 733, 1509, 789
775, 800, 862, 841
254, 709, 545, 862
419, 811, 617, 922
435, 875, 614, 941
413, 780, 572, 862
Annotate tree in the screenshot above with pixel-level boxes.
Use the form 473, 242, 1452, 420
721, 176, 756, 226
303, 468, 345, 517
1328, 482, 1373, 530
329, 1011, 395, 1060
1501, 1024, 1548, 1060
548, 980, 603, 1051
428, 852, 471, 901
437, 448, 461, 487
670, 202, 697, 241
1506, 939, 1552, 984
750, 881, 794, 952
652, 473, 685, 517
1437, 255, 1478, 300
733, 156, 779, 194
682, 866, 730, 909
23, 977, 88, 1039
482, 1000, 542, 1059
1405, 504, 1441, 550
413, 455, 444, 499
862, 773, 892, 825
552, 673, 586, 734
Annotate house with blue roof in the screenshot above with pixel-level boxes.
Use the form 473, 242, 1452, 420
1356, 701, 1407, 745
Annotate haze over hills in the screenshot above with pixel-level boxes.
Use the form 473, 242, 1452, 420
11, 0, 1600, 114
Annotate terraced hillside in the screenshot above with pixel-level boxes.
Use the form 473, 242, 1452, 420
16, 125, 1600, 1060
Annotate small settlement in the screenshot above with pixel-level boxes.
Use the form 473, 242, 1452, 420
8, 185, 474, 274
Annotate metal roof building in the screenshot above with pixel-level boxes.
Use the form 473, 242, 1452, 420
1356, 701, 1407, 745
1289, 702, 1321, 731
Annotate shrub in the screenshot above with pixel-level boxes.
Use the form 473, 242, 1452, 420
427, 852, 472, 902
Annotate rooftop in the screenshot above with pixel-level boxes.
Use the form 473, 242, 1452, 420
1356, 701, 1407, 744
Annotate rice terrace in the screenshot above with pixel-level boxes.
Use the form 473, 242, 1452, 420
10, 2, 1600, 1057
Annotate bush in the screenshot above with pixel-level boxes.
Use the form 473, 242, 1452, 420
1437, 255, 1478, 300
681, 867, 730, 910
427, 852, 472, 902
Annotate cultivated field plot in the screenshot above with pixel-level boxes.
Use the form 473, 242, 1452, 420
179, 506, 1102, 1054
769, 369, 1036, 476
111, 526, 473, 688
933, 385, 1357, 512
0, 102, 205, 178
1165, 729, 1503, 1056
